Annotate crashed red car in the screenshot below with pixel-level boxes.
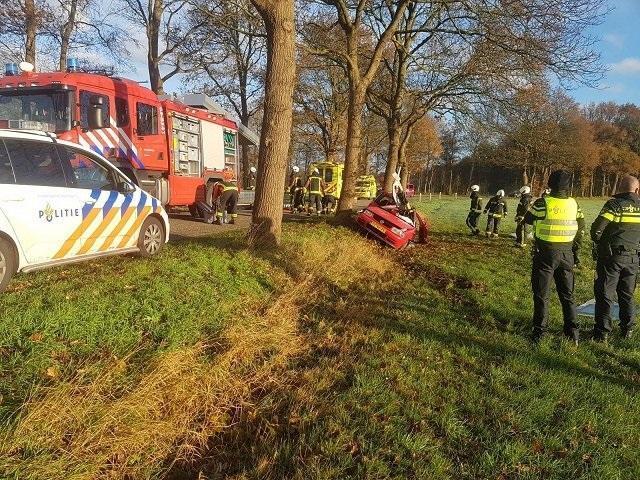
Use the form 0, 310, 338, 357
356, 193, 428, 249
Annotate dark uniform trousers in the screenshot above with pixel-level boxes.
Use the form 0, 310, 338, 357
466, 211, 481, 233
486, 215, 501, 235
594, 253, 638, 335
218, 189, 238, 218
293, 188, 305, 211
515, 219, 529, 244
531, 249, 579, 338
309, 193, 322, 213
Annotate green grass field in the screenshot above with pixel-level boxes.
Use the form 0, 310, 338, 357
2, 197, 640, 479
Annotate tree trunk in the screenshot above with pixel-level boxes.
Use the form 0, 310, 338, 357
58, 0, 78, 70
400, 163, 409, 188
248, 0, 296, 247
24, 0, 37, 65
240, 139, 251, 189
148, 0, 164, 94
383, 120, 401, 192
337, 87, 366, 213
611, 172, 620, 196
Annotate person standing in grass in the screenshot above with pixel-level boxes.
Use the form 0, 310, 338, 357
524, 170, 585, 345
515, 186, 533, 247
466, 185, 483, 236
305, 168, 325, 216
590, 175, 640, 342
484, 189, 508, 238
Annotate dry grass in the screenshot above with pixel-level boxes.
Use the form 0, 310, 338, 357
0, 225, 396, 480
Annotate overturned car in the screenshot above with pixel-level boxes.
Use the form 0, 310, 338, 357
355, 193, 429, 249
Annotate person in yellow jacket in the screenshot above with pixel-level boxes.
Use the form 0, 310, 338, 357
524, 170, 585, 344
212, 180, 239, 225
305, 168, 326, 216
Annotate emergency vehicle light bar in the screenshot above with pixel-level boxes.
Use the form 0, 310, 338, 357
5, 63, 18, 76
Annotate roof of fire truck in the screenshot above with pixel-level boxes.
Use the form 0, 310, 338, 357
0, 69, 259, 145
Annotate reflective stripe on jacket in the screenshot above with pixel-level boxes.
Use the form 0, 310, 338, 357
533, 197, 579, 243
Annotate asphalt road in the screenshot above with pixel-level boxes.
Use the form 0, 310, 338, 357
168, 209, 252, 240
169, 200, 370, 241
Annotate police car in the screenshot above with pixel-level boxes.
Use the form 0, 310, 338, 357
0, 130, 169, 292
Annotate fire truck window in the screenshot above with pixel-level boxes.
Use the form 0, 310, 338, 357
0, 141, 14, 184
80, 91, 110, 130
136, 103, 158, 136
116, 98, 129, 127
4, 139, 67, 188
57, 145, 116, 190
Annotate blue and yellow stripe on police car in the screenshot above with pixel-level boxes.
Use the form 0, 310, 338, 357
77, 191, 121, 255
53, 189, 103, 259
53, 190, 160, 259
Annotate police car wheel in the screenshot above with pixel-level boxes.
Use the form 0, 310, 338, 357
0, 238, 17, 293
138, 217, 165, 257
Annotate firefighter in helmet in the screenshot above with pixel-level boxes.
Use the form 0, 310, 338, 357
288, 166, 301, 211
483, 189, 508, 238
524, 170, 585, 344
305, 168, 325, 216
515, 186, 533, 247
292, 177, 306, 213
212, 180, 239, 225
466, 185, 483, 236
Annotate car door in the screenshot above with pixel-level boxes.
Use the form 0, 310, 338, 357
0, 138, 85, 264
134, 100, 166, 170
55, 144, 136, 256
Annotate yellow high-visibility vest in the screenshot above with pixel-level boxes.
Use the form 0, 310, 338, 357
309, 176, 322, 194
221, 181, 238, 192
534, 196, 579, 242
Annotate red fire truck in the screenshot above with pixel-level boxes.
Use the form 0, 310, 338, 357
0, 61, 256, 211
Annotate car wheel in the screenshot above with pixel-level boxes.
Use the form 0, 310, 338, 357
188, 203, 201, 218
138, 217, 165, 257
0, 238, 17, 293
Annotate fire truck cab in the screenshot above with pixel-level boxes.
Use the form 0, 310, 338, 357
0, 61, 256, 210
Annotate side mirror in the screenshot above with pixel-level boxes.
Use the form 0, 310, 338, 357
88, 95, 104, 130
117, 181, 135, 195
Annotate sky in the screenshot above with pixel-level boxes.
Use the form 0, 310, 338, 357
125, 1, 640, 106
568, 0, 640, 106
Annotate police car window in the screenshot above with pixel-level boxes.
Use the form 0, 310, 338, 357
80, 91, 110, 130
0, 141, 14, 184
116, 98, 129, 127
136, 102, 158, 136
57, 146, 116, 191
5, 139, 67, 188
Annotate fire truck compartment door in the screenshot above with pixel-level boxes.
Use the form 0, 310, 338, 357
201, 121, 225, 171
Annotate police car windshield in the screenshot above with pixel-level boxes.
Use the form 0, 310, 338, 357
0, 90, 72, 133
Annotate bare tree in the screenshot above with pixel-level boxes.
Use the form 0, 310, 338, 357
0, 0, 48, 64
43, 0, 129, 70
187, 0, 266, 187
119, 0, 207, 93
248, 0, 296, 247
293, 55, 349, 163
300, 0, 413, 215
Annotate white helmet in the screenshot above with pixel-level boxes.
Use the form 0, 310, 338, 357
250, 166, 257, 174
519, 186, 531, 195
312, 168, 319, 175
292, 166, 300, 173
496, 189, 505, 197
470, 185, 480, 192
